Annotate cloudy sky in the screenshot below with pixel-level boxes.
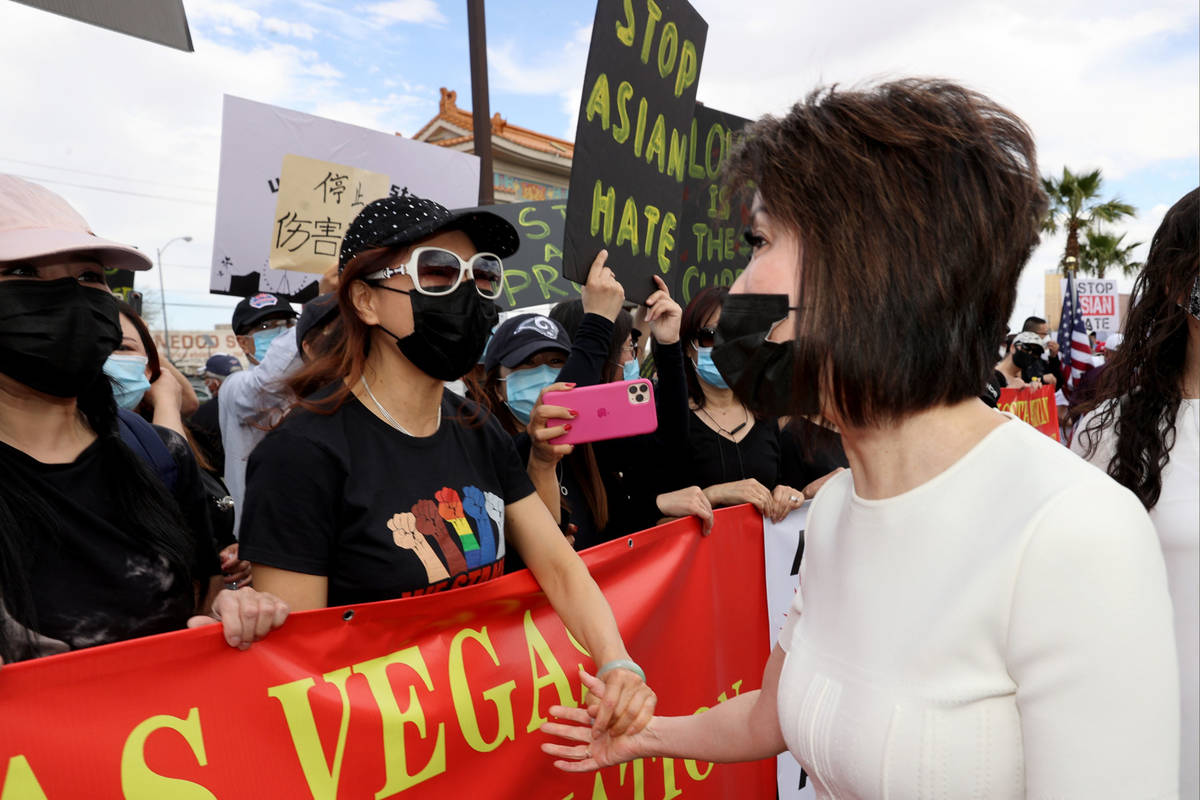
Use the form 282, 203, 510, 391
1, 0, 1196, 330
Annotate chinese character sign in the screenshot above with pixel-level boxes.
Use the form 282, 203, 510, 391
269, 155, 391, 275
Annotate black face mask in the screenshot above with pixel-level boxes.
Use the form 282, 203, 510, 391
1011, 348, 1037, 370
376, 281, 499, 381
0, 278, 122, 398
711, 293, 805, 418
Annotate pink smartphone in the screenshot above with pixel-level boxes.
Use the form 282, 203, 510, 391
543, 379, 658, 445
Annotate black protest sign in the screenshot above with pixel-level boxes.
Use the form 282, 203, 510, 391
454, 200, 580, 310
563, 0, 708, 304
673, 103, 753, 305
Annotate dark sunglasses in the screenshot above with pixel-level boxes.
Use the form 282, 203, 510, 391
694, 326, 717, 348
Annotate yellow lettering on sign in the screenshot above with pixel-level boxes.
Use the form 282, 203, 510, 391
120, 707, 217, 800
632, 97, 650, 159
659, 757, 683, 799
657, 212, 677, 273
533, 265, 573, 300
266, 667, 354, 800
617, 197, 641, 256
503, 269, 532, 306
517, 205, 551, 239
643, 205, 662, 255
590, 180, 617, 244
613, 81, 635, 145
644, 114, 667, 173
704, 123, 726, 180
656, 21, 678, 79
639, 0, 663, 64
524, 610, 576, 733
449, 626, 517, 753
619, 758, 647, 800
666, 128, 687, 183
353, 646, 447, 798
1, 756, 48, 800
615, 0, 636, 46
586, 73, 611, 131
675, 40, 698, 97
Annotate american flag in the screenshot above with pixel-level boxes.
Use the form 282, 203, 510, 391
1057, 272, 1093, 393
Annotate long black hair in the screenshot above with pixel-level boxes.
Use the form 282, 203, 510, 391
0, 370, 196, 663
1077, 188, 1199, 509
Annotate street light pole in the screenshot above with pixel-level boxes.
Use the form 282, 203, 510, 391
156, 235, 192, 362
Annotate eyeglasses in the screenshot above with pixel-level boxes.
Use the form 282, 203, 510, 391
364, 246, 504, 300
693, 326, 717, 348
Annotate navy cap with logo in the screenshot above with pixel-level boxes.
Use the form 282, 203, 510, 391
203, 354, 243, 378
484, 313, 572, 373
231, 292, 297, 336
338, 193, 520, 273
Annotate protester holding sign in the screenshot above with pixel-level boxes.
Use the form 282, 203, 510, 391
542, 80, 1178, 795
1073, 187, 1200, 798
239, 194, 656, 737
0, 175, 287, 663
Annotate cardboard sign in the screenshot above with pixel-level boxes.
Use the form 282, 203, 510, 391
452, 200, 580, 310
998, 384, 1060, 441
674, 103, 753, 304
268, 155, 391, 275
211, 95, 479, 302
0, 509, 774, 799
563, 0, 709, 304
1074, 278, 1120, 333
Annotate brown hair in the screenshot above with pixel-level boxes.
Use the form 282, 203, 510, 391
114, 298, 161, 383
1077, 188, 1199, 509
724, 79, 1047, 427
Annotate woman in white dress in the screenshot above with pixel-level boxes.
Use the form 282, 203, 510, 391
541, 80, 1181, 798
1073, 187, 1199, 798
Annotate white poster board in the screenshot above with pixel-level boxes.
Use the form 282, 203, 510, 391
211, 95, 479, 301
1074, 278, 1120, 334
764, 506, 817, 800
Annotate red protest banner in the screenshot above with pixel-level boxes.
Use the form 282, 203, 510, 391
999, 384, 1060, 441
0, 507, 773, 800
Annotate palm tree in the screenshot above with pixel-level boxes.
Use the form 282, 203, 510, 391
1041, 168, 1136, 272
1079, 230, 1143, 279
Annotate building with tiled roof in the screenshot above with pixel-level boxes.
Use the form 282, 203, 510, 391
409, 88, 572, 203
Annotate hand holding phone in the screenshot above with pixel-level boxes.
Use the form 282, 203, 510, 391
542, 379, 657, 445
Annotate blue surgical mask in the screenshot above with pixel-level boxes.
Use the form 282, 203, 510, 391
103, 353, 151, 410
694, 346, 729, 389
621, 359, 640, 382
503, 363, 561, 424
252, 328, 283, 361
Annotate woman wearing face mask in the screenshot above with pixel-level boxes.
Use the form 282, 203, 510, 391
542, 81, 1178, 796
677, 287, 837, 523
105, 299, 251, 588
1073, 187, 1200, 797
0, 175, 287, 664
238, 194, 656, 738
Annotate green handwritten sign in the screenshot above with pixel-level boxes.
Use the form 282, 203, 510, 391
454, 200, 579, 310
673, 103, 753, 304
563, 0, 708, 304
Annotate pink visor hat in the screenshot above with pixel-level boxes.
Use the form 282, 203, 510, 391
0, 174, 153, 270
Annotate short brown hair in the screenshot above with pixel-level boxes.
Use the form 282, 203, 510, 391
725, 79, 1047, 427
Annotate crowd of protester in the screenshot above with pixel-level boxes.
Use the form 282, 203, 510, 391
0, 78, 1196, 797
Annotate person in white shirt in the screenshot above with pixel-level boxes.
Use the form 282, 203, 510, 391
1073, 187, 1200, 799
542, 80, 1180, 798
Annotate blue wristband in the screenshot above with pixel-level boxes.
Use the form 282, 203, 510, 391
596, 658, 645, 682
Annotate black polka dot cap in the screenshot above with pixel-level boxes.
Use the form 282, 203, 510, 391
338, 193, 520, 273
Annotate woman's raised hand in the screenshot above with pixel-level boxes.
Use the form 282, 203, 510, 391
581, 250, 626, 322
643, 275, 681, 345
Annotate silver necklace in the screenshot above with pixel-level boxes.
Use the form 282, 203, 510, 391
360, 375, 441, 436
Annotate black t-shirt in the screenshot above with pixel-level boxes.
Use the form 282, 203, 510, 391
187, 396, 224, 476
680, 411, 781, 493
0, 433, 218, 656
239, 389, 535, 606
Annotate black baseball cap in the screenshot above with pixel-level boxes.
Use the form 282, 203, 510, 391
231, 292, 297, 336
296, 292, 339, 351
484, 313, 572, 373
338, 194, 520, 273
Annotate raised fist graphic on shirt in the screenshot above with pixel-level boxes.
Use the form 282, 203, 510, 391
484, 490, 506, 560
461, 486, 497, 565
411, 498, 467, 576
387, 513, 449, 583
436, 487, 481, 568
